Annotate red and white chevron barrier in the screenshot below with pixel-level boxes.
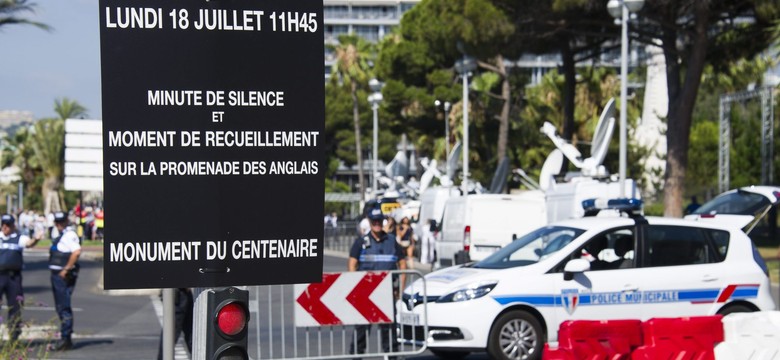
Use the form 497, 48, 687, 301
293, 271, 394, 327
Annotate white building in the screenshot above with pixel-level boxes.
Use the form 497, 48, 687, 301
323, 0, 421, 79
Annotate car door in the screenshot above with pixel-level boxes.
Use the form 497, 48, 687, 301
636, 224, 731, 318
553, 227, 644, 322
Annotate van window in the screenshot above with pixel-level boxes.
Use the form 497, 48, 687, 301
643, 225, 727, 267
472, 226, 585, 269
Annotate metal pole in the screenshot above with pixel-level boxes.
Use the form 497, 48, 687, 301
162, 288, 175, 360
17, 182, 22, 211
462, 73, 469, 193
372, 102, 379, 199
444, 103, 451, 179
619, 3, 628, 197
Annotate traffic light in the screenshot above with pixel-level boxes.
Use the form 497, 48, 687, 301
206, 287, 250, 360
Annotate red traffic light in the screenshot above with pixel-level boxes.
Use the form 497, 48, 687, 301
217, 302, 247, 336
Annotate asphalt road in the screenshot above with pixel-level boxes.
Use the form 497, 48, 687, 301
11, 248, 780, 360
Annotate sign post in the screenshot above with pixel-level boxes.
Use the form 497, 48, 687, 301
99, 0, 324, 290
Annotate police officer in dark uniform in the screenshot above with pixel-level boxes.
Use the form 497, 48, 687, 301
0, 214, 40, 340
49, 211, 81, 351
348, 207, 407, 357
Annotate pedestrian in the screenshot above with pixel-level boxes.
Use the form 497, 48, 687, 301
685, 196, 701, 215
156, 288, 194, 360
420, 219, 437, 269
383, 216, 397, 235
348, 207, 406, 358
48, 211, 82, 351
0, 214, 42, 340
396, 217, 415, 267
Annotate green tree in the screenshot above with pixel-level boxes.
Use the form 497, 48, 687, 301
329, 35, 375, 196
376, 0, 515, 183
28, 118, 64, 214
0, 0, 49, 30
54, 97, 88, 120
638, 0, 778, 217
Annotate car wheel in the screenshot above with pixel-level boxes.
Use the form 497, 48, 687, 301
717, 304, 755, 316
487, 310, 544, 360
430, 349, 469, 359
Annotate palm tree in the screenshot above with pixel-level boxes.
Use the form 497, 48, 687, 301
28, 98, 87, 214
329, 34, 374, 198
54, 97, 88, 120
28, 118, 64, 214
0, 127, 36, 185
0, 0, 50, 30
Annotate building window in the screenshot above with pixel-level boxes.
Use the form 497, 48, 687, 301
324, 5, 349, 19
353, 25, 379, 42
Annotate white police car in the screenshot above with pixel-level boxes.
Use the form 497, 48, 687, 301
397, 199, 776, 360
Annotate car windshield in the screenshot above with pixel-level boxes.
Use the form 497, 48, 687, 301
472, 226, 585, 269
693, 190, 771, 216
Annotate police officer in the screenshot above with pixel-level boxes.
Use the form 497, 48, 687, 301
348, 207, 406, 358
49, 211, 81, 351
0, 214, 41, 340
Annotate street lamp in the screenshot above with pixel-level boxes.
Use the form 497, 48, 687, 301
368, 78, 383, 199
454, 55, 477, 194
607, 0, 644, 197
434, 99, 452, 177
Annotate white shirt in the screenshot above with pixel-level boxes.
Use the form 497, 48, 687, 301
0, 231, 30, 249
54, 227, 81, 253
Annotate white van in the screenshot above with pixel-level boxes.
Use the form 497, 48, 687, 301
416, 186, 459, 227
438, 192, 546, 267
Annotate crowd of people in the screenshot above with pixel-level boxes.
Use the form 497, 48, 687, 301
341, 208, 438, 270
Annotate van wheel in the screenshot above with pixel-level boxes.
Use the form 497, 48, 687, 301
717, 304, 755, 316
430, 349, 469, 359
487, 310, 543, 360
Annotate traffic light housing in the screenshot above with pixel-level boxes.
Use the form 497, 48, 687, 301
206, 287, 250, 360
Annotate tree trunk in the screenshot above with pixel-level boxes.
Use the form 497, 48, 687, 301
351, 82, 365, 199
662, 4, 710, 218
42, 176, 62, 215
561, 41, 576, 142
496, 55, 510, 165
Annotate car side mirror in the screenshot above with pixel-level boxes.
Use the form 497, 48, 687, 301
512, 234, 517, 241
563, 258, 590, 281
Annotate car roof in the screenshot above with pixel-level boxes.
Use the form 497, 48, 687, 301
552, 213, 740, 233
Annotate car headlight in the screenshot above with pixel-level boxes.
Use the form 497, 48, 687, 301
437, 282, 498, 303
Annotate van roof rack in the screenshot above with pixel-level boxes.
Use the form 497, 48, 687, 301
582, 198, 643, 218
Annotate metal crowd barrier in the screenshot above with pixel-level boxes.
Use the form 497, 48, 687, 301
249, 269, 428, 360
323, 221, 361, 253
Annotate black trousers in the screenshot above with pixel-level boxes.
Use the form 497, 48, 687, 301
0, 272, 23, 339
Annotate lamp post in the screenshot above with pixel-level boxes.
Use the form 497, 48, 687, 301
607, 0, 644, 197
368, 78, 383, 199
454, 55, 477, 194
434, 99, 452, 176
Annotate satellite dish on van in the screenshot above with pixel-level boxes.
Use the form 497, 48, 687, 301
446, 141, 462, 180
539, 98, 616, 177
539, 149, 564, 191
418, 158, 439, 193
588, 98, 616, 171
385, 150, 408, 179
489, 157, 510, 194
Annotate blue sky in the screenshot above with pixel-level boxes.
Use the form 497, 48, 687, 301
0, 0, 102, 120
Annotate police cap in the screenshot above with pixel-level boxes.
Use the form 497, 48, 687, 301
0, 214, 14, 226
367, 207, 385, 221
53, 212, 68, 223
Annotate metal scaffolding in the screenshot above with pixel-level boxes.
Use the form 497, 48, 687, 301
718, 87, 776, 193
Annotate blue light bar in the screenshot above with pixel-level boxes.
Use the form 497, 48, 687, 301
582, 198, 643, 213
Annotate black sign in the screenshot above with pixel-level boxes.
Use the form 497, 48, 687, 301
99, 0, 324, 289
